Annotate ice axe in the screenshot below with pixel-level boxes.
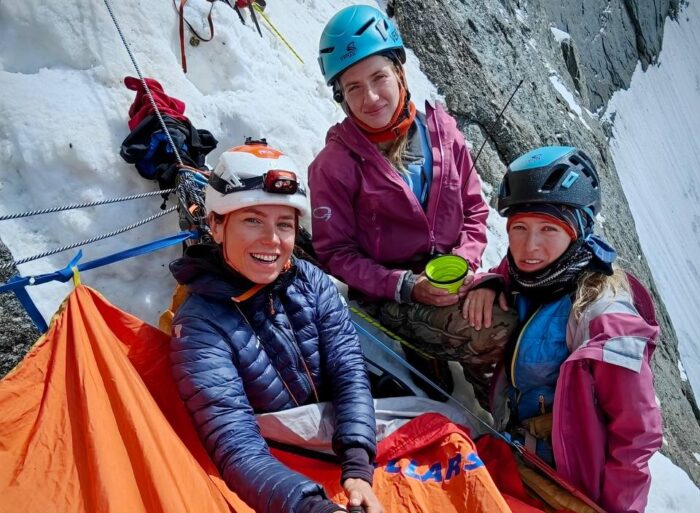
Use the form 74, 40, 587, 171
226, 0, 264, 37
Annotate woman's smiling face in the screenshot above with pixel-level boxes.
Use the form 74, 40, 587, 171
340, 55, 401, 129
508, 215, 573, 272
211, 204, 296, 284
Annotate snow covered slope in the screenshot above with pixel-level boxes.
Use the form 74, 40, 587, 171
0, 0, 442, 323
607, 2, 700, 404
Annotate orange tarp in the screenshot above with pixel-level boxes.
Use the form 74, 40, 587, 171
0, 286, 532, 513
0, 285, 247, 513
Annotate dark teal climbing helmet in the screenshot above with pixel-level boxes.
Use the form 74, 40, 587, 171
318, 4, 406, 86
497, 146, 601, 220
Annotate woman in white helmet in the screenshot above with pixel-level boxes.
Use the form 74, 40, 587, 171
169, 139, 381, 513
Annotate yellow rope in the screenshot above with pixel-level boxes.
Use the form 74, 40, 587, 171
71, 267, 81, 287
253, 3, 304, 64
349, 306, 433, 359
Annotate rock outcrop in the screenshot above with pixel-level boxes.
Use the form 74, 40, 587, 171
0, 240, 40, 378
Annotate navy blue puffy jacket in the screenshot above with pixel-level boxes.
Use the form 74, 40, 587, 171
169, 245, 376, 513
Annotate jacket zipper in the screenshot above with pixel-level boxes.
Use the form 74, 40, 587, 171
233, 300, 300, 407
287, 324, 320, 403
372, 109, 439, 255
428, 107, 445, 256
510, 305, 542, 395
375, 154, 431, 235
271, 293, 319, 403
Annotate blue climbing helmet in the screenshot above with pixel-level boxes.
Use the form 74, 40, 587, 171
318, 4, 406, 86
497, 146, 601, 221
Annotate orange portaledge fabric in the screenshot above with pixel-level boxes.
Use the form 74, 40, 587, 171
0, 286, 545, 513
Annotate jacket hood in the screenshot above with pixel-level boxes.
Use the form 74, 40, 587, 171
169, 243, 296, 302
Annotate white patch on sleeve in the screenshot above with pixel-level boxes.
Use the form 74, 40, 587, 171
602, 336, 647, 372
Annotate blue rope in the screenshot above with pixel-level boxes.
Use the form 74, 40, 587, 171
0, 230, 197, 332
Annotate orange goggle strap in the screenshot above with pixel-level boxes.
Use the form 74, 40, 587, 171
507, 212, 578, 241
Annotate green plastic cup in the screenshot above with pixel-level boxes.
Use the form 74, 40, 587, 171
425, 255, 469, 294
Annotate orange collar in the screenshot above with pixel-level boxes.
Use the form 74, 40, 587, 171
230, 260, 292, 303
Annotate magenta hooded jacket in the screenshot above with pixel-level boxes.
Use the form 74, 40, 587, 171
482, 259, 663, 513
308, 102, 488, 301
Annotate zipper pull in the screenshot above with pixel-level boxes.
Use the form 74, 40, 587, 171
268, 293, 275, 315
429, 231, 436, 254
538, 394, 546, 415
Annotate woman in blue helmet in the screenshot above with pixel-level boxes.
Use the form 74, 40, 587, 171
309, 4, 517, 405
465, 147, 662, 513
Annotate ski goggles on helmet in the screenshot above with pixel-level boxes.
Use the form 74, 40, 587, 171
208, 169, 305, 196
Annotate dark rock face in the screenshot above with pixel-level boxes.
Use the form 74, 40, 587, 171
0, 239, 40, 378
391, 0, 699, 485
530, 0, 680, 111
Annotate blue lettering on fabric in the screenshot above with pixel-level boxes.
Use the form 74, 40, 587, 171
445, 453, 462, 480
386, 460, 401, 473
405, 460, 422, 480
421, 462, 443, 482
463, 452, 484, 471
381, 450, 484, 484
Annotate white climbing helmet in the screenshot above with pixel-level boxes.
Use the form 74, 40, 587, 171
205, 139, 310, 217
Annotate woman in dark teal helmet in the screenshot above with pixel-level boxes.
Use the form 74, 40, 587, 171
310, 4, 518, 408
466, 146, 662, 513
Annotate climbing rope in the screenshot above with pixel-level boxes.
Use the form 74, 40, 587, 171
102, 0, 184, 167
349, 313, 514, 449
103, 0, 211, 239
253, 3, 304, 64
0, 188, 175, 222
467, 79, 524, 177
0, 206, 177, 271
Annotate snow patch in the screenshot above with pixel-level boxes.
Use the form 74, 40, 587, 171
550, 27, 571, 43
515, 0, 528, 23
548, 73, 590, 129
0, 0, 438, 325
646, 452, 700, 512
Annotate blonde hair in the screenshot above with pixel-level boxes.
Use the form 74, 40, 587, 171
572, 265, 630, 320
380, 60, 411, 171
381, 133, 410, 172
